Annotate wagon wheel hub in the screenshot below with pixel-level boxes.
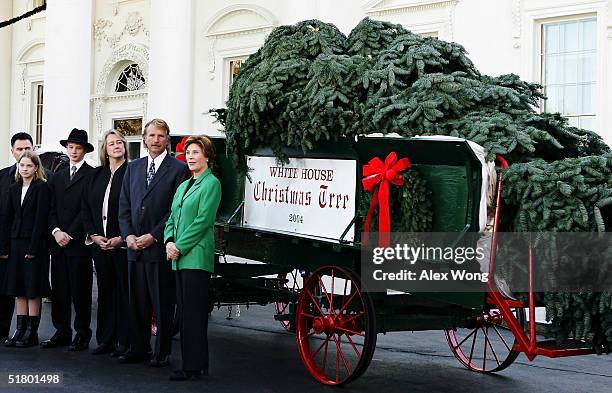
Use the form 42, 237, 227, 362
312, 315, 336, 335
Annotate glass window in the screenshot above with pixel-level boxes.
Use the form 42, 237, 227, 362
229, 58, 246, 88
126, 141, 141, 161
541, 18, 597, 130
115, 64, 146, 93
35, 84, 43, 144
113, 118, 143, 137
419, 31, 439, 38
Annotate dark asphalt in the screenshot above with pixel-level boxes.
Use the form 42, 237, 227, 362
0, 289, 611, 392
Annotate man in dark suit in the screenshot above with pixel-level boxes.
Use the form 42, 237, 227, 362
119, 118, 189, 367
0, 133, 35, 341
41, 128, 95, 351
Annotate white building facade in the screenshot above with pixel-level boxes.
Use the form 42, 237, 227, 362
1, 0, 612, 167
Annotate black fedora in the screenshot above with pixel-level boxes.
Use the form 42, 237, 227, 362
60, 128, 94, 153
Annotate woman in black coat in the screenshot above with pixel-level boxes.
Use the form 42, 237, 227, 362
82, 129, 129, 356
0, 151, 50, 348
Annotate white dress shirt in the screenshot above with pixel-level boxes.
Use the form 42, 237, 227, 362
146, 149, 167, 176
21, 184, 30, 205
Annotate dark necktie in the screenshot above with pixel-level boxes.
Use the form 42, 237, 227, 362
147, 160, 155, 187
70, 166, 77, 181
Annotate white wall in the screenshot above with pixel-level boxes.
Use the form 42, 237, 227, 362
42, 0, 93, 153
5, 0, 612, 145
6, 0, 46, 162
0, 0, 13, 167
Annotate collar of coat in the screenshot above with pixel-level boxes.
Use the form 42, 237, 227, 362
181, 168, 212, 202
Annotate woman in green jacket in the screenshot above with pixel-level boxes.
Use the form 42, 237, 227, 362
164, 135, 221, 381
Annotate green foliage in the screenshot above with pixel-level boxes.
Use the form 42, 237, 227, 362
359, 169, 433, 233
220, 17, 612, 351
222, 17, 604, 171
502, 157, 612, 352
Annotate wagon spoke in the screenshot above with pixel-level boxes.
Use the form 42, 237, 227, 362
306, 289, 326, 317
335, 326, 365, 337
454, 326, 478, 349
482, 327, 487, 370
301, 313, 318, 319
345, 333, 362, 357
483, 325, 501, 367
468, 329, 478, 365
335, 334, 340, 383
331, 269, 335, 313
491, 324, 512, 352
322, 335, 330, 371
338, 290, 359, 316
318, 275, 336, 316
342, 311, 365, 326
333, 333, 351, 376
313, 334, 331, 358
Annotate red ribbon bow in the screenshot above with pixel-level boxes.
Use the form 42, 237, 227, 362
362, 152, 411, 247
175, 136, 189, 162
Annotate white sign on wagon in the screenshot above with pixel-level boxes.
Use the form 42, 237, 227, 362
243, 156, 357, 242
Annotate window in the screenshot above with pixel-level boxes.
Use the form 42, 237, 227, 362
115, 64, 146, 93
419, 31, 439, 38
34, 84, 43, 144
541, 17, 596, 130
113, 118, 142, 137
229, 58, 246, 88
114, 118, 143, 160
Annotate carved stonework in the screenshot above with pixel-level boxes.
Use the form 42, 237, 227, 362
94, 100, 105, 137
366, 0, 459, 17
446, 3, 456, 40
95, 43, 149, 95
93, 44, 149, 136
208, 39, 216, 80
93, 12, 150, 52
142, 100, 148, 124
94, 18, 113, 49
19, 65, 27, 96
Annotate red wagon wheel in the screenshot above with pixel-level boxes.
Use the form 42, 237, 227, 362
445, 307, 526, 373
275, 269, 305, 331
296, 266, 376, 386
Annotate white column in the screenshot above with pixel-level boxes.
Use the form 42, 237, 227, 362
0, 0, 13, 167
147, 0, 194, 134
42, 0, 93, 149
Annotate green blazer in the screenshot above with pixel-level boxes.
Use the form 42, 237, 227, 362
164, 169, 221, 272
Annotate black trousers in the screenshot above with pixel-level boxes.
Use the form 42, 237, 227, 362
0, 295, 14, 337
128, 260, 175, 357
176, 269, 210, 373
92, 247, 129, 348
50, 254, 93, 340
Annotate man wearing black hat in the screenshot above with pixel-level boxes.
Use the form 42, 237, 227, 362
41, 128, 95, 351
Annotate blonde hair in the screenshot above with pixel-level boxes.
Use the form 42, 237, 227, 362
15, 150, 46, 183
99, 129, 128, 167
144, 118, 170, 136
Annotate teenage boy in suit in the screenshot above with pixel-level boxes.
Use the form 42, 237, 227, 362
41, 128, 95, 351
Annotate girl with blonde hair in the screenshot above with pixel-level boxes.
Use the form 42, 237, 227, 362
0, 151, 50, 347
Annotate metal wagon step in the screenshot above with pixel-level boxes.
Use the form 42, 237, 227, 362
513, 339, 595, 358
